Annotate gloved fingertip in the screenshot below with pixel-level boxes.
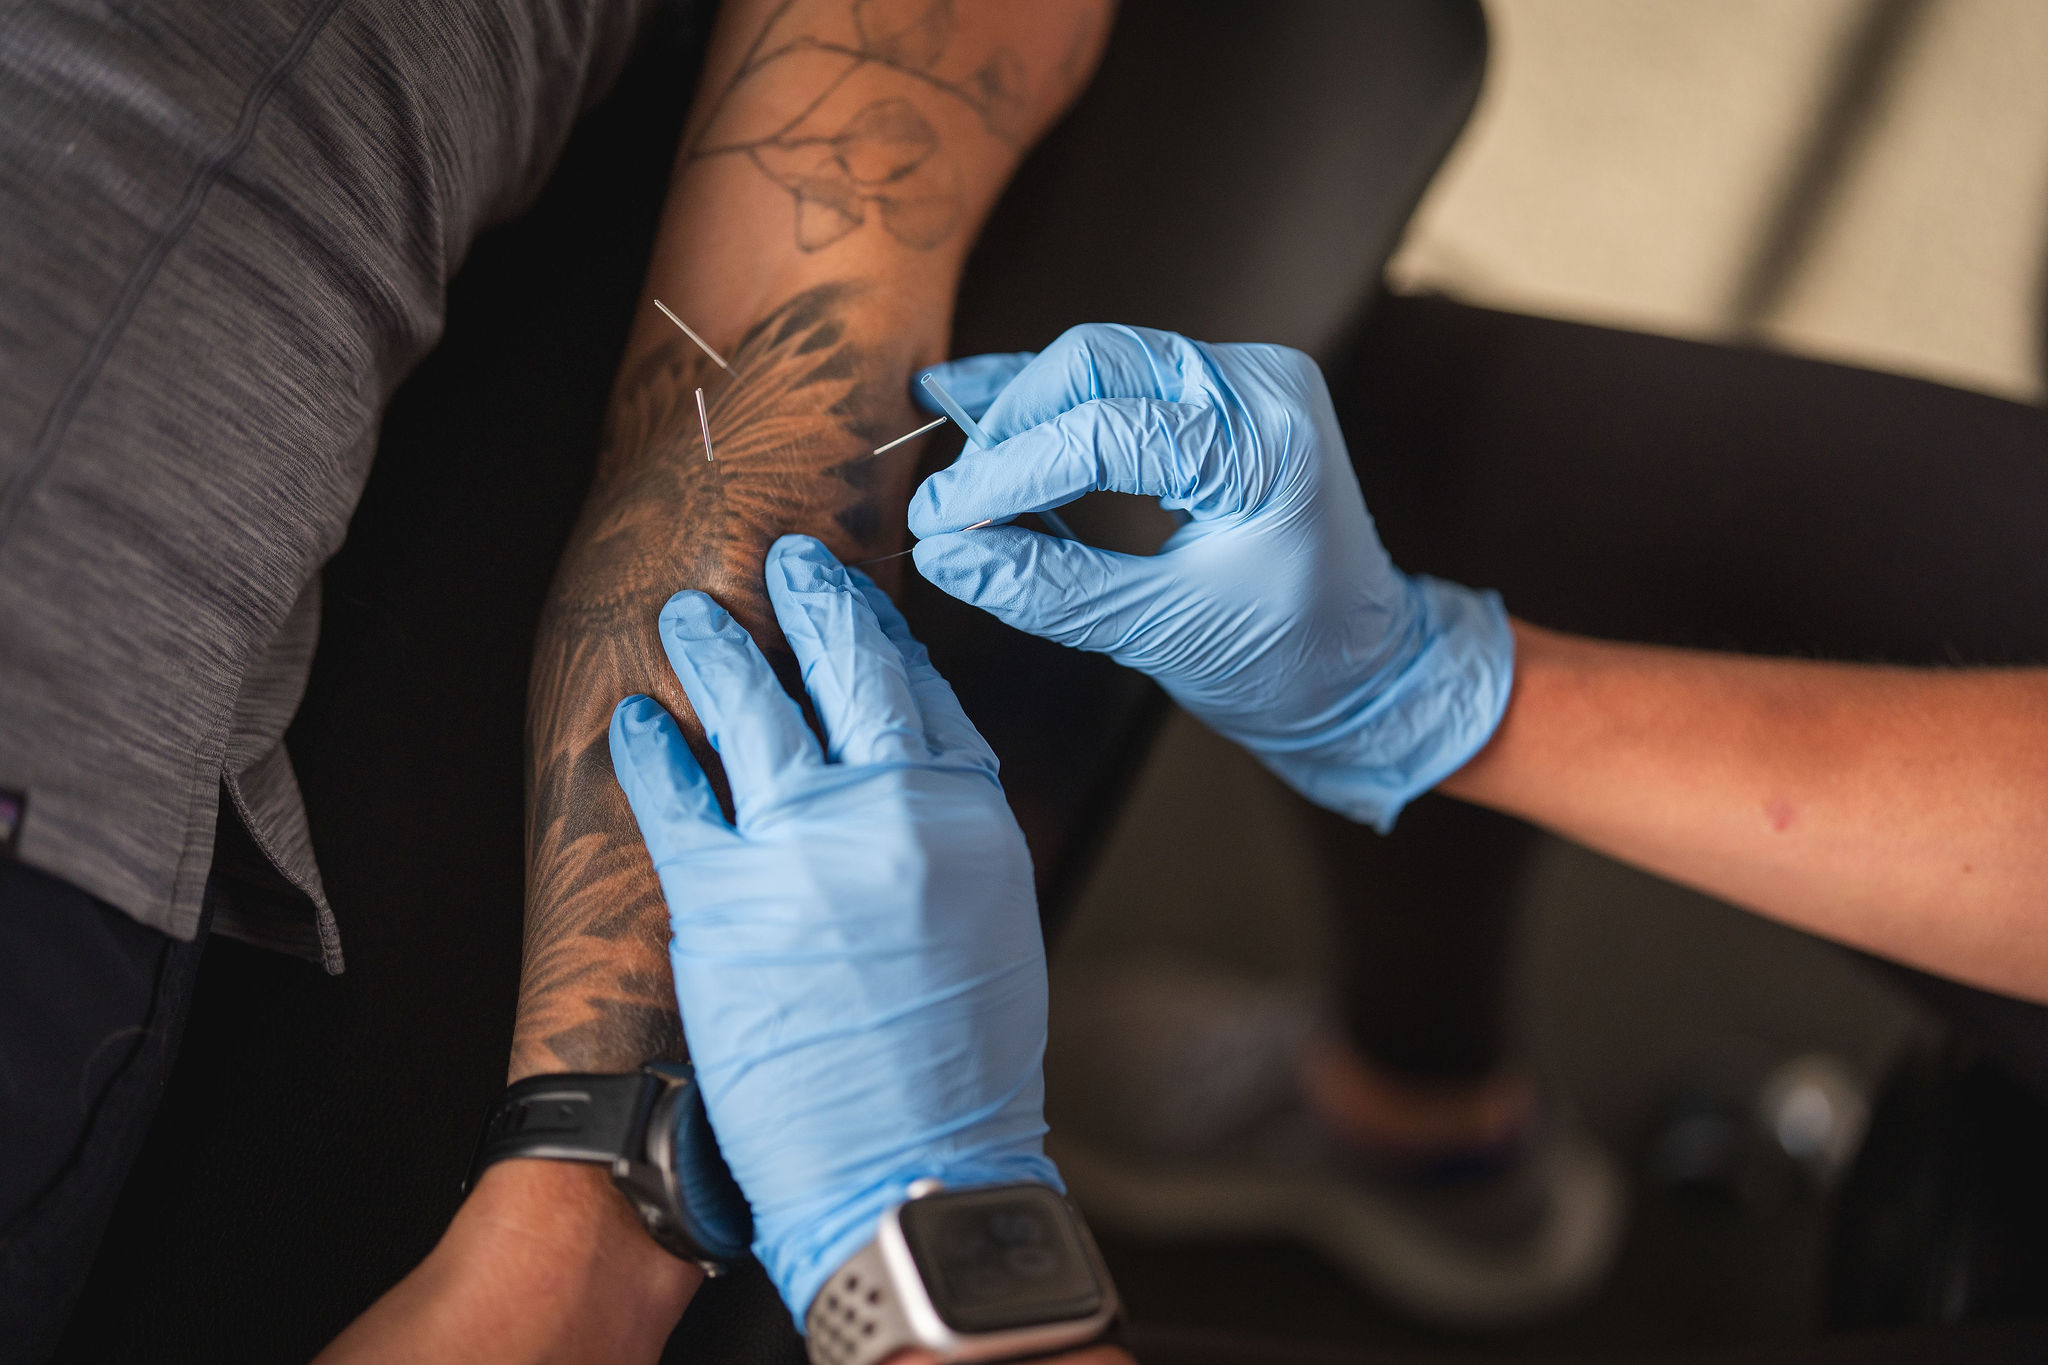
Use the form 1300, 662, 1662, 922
910, 530, 990, 588
607, 694, 674, 779
659, 588, 729, 639
766, 534, 850, 599
905, 474, 955, 539
908, 532, 947, 573
659, 587, 714, 619
611, 693, 662, 729
768, 532, 832, 565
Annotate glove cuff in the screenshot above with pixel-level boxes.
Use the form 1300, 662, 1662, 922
1265, 576, 1515, 831
766, 1151, 1066, 1330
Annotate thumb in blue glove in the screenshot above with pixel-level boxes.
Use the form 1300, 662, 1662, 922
608, 534, 1058, 1325
908, 324, 1513, 831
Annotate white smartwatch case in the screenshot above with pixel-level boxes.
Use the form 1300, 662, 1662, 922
804, 1180, 1119, 1365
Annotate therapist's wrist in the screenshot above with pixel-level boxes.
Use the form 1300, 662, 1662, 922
1261, 575, 1515, 833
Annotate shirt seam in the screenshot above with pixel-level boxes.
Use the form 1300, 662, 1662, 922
4, 0, 352, 951
0, 0, 351, 549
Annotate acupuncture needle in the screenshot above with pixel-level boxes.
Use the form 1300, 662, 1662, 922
867, 415, 949, 459
918, 374, 1078, 542
695, 387, 714, 462
653, 299, 741, 384
850, 519, 993, 569
845, 410, 978, 565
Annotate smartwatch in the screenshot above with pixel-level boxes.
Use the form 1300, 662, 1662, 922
804, 1180, 1119, 1365
466, 1061, 752, 1272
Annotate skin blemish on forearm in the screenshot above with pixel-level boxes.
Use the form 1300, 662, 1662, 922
1765, 797, 1796, 832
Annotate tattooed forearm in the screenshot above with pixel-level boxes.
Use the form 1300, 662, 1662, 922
568, 282, 893, 622
512, 284, 912, 1078
686, 0, 1030, 252
509, 0, 1114, 1079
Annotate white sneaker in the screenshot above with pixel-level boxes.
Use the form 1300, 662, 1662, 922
1046, 961, 1626, 1328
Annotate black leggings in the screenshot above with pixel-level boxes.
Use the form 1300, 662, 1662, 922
1319, 293, 2048, 1089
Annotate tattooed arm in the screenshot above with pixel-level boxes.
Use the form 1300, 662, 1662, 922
513, 0, 1113, 1079
325, 6, 1111, 1359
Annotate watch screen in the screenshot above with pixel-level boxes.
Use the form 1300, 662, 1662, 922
898, 1184, 1104, 1334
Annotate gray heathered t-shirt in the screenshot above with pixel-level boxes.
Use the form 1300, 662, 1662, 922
0, 0, 659, 967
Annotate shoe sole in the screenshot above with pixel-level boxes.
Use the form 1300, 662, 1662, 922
1049, 1128, 1626, 1328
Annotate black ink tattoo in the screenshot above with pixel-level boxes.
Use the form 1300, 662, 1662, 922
688, 0, 1028, 251
512, 282, 912, 1079
565, 282, 891, 626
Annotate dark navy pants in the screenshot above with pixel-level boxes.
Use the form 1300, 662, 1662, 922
0, 862, 207, 1362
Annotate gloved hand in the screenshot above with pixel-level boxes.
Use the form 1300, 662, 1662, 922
608, 534, 1058, 1324
908, 324, 1513, 830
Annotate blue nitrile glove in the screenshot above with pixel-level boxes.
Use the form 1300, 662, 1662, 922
907, 324, 1513, 831
607, 534, 1059, 1325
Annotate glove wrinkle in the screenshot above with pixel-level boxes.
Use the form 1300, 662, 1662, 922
612, 536, 1054, 1325
911, 327, 1517, 832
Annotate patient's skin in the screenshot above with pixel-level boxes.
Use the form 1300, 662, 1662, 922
511, 0, 1114, 1080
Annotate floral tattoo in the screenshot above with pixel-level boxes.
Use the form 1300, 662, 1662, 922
688, 0, 1029, 251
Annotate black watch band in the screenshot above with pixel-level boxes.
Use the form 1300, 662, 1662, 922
466, 1062, 752, 1271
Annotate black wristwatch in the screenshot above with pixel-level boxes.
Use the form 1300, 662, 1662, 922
466, 1061, 752, 1272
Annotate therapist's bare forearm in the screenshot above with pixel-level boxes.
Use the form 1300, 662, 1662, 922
511, 0, 1112, 1079
1441, 622, 2048, 1002
316, 1162, 699, 1365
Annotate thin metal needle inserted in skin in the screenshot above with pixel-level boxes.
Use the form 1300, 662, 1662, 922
850, 519, 994, 569
868, 415, 949, 459
919, 372, 1077, 540
695, 387, 714, 462
654, 299, 740, 382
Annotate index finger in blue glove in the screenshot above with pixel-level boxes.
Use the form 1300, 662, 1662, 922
907, 395, 1227, 538
609, 695, 734, 866
911, 352, 1035, 421
763, 535, 923, 768
975, 324, 1219, 443
844, 567, 1000, 778
656, 590, 820, 825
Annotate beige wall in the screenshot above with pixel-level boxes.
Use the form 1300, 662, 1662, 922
1389, 0, 2048, 404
